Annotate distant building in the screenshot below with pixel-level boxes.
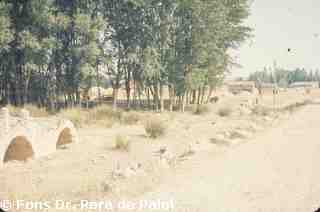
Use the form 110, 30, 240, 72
289, 81, 319, 89
226, 81, 256, 94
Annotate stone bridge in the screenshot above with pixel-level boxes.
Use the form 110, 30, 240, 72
0, 107, 78, 165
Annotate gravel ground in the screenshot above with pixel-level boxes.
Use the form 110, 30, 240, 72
129, 104, 320, 212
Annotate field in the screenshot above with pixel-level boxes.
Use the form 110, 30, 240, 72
0, 88, 318, 212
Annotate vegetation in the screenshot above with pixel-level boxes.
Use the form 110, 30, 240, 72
248, 64, 320, 87
193, 105, 210, 115
59, 109, 89, 128
7, 104, 49, 117
218, 107, 232, 117
251, 105, 270, 116
144, 117, 166, 138
59, 106, 121, 128
90, 106, 123, 122
114, 135, 130, 151
0, 0, 251, 112
122, 111, 141, 125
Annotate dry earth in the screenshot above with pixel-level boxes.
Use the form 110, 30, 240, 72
0, 90, 318, 212
128, 102, 320, 212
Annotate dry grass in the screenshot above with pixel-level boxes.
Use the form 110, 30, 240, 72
87, 106, 122, 128
114, 135, 130, 151
251, 106, 270, 116
7, 105, 23, 116
217, 107, 232, 117
58, 105, 123, 128
193, 105, 210, 115
93, 119, 115, 128
24, 104, 50, 117
90, 105, 123, 121
59, 108, 89, 128
7, 104, 50, 117
144, 116, 166, 139
122, 111, 141, 125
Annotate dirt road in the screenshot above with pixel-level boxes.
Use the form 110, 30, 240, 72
132, 104, 320, 212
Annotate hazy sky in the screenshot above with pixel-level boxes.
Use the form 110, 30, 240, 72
231, 0, 320, 78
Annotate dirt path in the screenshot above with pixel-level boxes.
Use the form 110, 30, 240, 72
130, 104, 320, 212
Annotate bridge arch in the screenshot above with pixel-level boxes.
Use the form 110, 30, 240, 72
3, 136, 34, 163
56, 128, 73, 149
55, 120, 78, 149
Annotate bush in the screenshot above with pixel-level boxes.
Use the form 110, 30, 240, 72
193, 105, 210, 115
122, 111, 141, 125
114, 135, 130, 151
209, 96, 219, 103
144, 116, 166, 138
217, 107, 232, 117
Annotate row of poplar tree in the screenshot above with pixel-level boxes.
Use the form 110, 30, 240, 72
0, 0, 251, 111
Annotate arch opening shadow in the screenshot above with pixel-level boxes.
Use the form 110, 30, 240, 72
3, 136, 34, 163
56, 128, 73, 149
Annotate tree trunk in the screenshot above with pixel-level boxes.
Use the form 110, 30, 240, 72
153, 82, 159, 111
159, 84, 164, 112
125, 68, 131, 109
206, 86, 214, 103
200, 87, 206, 104
168, 85, 174, 112
191, 90, 196, 104
147, 88, 151, 109
112, 87, 119, 110
181, 94, 186, 112
197, 88, 201, 105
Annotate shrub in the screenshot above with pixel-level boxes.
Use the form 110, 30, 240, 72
209, 96, 219, 103
217, 107, 232, 117
193, 105, 210, 115
122, 111, 141, 125
114, 135, 130, 151
144, 116, 166, 138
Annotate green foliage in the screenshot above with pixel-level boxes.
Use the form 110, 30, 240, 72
249, 65, 319, 87
0, 2, 12, 50
0, 0, 251, 109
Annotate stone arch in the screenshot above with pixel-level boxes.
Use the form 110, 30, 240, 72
3, 136, 34, 163
56, 128, 74, 149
